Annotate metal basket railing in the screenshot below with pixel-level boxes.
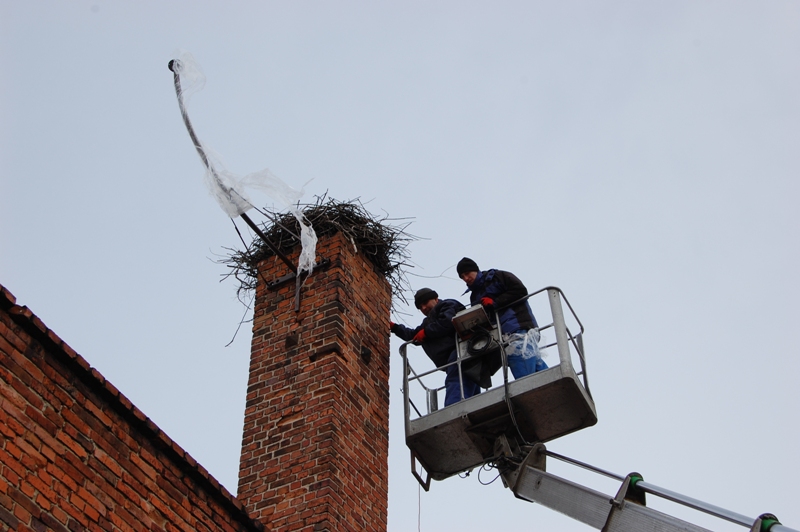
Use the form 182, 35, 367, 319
400, 287, 589, 419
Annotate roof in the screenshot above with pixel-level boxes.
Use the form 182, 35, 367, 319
0, 282, 264, 532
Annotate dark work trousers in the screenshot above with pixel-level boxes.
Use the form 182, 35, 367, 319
443, 350, 481, 406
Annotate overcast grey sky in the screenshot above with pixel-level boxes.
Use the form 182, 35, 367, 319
1, 2, 798, 531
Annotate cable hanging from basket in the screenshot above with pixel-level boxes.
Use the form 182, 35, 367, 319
493, 312, 533, 448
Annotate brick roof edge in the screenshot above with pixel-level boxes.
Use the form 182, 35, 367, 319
0, 282, 265, 532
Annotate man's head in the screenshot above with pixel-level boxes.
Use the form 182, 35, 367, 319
414, 288, 439, 316
456, 257, 479, 287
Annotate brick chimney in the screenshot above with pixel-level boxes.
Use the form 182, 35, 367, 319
237, 228, 392, 532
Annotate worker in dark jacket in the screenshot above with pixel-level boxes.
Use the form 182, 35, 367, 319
456, 258, 548, 379
390, 288, 480, 406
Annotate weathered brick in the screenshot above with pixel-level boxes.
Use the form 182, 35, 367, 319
0, 504, 20, 530
237, 232, 391, 531
0, 284, 263, 532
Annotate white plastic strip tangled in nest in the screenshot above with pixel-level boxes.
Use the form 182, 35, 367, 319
171, 51, 317, 275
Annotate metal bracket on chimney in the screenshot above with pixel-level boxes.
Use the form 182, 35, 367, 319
266, 258, 332, 312
266, 258, 331, 290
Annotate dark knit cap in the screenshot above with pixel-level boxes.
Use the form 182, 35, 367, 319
456, 257, 479, 276
414, 288, 438, 309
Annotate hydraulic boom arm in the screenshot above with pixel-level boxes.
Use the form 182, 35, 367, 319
497, 442, 797, 532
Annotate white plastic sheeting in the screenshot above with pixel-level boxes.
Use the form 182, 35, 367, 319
171, 51, 317, 275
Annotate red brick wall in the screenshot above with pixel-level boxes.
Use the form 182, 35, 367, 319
237, 231, 392, 532
0, 285, 263, 532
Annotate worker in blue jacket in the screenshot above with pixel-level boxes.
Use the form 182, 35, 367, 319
456, 258, 548, 379
391, 288, 480, 406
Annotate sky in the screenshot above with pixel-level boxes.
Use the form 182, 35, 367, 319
1, 1, 798, 531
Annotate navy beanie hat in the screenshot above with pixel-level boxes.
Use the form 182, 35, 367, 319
414, 288, 438, 309
456, 257, 479, 276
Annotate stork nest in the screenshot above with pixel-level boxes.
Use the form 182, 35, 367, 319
222, 196, 416, 306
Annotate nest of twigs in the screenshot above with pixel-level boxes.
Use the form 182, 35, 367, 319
222, 196, 416, 306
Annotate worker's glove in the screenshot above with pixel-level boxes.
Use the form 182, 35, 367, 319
480, 297, 495, 308
412, 329, 426, 344
389, 321, 397, 334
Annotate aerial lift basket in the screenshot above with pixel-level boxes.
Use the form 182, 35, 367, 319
400, 287, 597, 488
